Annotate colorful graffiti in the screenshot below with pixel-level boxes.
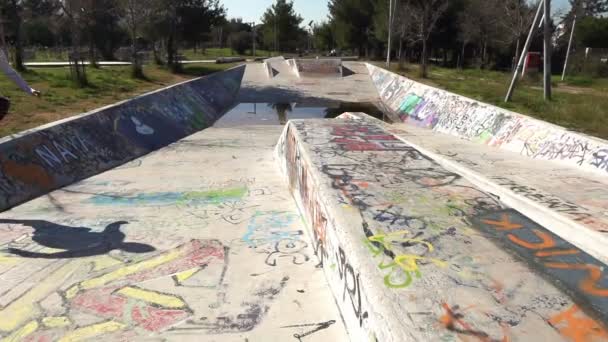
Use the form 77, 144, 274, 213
278, 119, 608, 341
472, 209, 608, 322
0, 239, 227, 340
0, 65, 245, 212
367, 64, 608, 175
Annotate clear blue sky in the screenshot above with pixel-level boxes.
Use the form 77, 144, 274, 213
221, 0, 570, 26
222, 0, 330, 25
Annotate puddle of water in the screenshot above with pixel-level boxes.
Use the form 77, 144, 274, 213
214, 102, 391, 128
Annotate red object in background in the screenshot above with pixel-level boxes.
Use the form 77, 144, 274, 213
523, 52, 541, 76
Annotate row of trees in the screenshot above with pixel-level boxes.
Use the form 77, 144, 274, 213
0, 0, 227, 81
316, 0, 608, 77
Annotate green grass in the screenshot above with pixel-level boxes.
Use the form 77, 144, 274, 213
382, 63, 608, 140
181, 48, 274, 60
0, 62, 237, 138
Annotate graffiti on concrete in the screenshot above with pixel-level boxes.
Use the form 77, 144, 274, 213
490, 176, 608, 233
281, 320, 337, 341
280, 123, 373, 335
0, 238, 227, 339
279, 119, 608, 341
368, 64, 608, 175
472, 209, 608, 321
0, 65, 246, 212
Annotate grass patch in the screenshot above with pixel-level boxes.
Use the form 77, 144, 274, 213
181, 47, 273, 60
0, 62, 236, 138
381, 62, 608, 140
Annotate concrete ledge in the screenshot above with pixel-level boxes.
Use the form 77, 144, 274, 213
339, 112, 608, 265
276, 119, 608, 341
0, 65, 245, 211
216, 57, 246, 64
367, 64, 608, 176
294, 59, 342, 78
287, 59, 301, 78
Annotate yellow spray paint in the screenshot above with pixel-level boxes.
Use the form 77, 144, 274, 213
42, 316, 71, 328
58, 321, 125, 342
117, 287, 186, 309
1, 321, 38, 342
80, 247, 183, 290
0, 261, 80, 332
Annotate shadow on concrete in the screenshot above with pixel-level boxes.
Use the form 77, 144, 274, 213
0, 219, 155, 259
342, 66, 356, 77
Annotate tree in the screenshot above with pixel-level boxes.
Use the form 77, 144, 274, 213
313, 21, 335, 52
119, 0, 155, 78
260, 0, 304, 53
1, 0, 26, 71
228, 31, 251, 55
85, 0, 126, 63
578, 16, 608, 48
500, 0, 536, 70
58, 0, 89, 86
408, 0, 450, 77
328, 0, 375, 56
149, 0, 225, 72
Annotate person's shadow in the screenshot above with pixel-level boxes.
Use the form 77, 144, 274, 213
0, 219, 155, 259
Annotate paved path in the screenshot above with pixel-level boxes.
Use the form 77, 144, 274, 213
0, 115, 347, 341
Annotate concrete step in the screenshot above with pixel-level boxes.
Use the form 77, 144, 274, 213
276, 118, 608, 341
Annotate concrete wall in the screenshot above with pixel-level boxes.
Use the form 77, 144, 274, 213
367, 64, 608, 176
276, 118, 608, 341
0, 65, 245, 212
295, 59, 343, 77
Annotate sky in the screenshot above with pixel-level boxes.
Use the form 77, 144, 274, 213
221, 0, 571, 26
221, 0, 330, 25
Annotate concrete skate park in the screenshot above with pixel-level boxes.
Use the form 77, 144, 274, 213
0, 56, 607, 341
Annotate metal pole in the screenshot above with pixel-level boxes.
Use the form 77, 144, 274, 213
543, 0, 552, 100
505, 0, 544, 102
562, 14, 576, 81
386, 0, 393, 68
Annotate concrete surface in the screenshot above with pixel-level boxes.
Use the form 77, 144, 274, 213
0, 65, 245, 212
1, 59, 608, 341
277, 118, 608, 341
368, 64, 608, 176
239, 61, 378, 104
294, 59, 343, 78
0, 115, 347, 341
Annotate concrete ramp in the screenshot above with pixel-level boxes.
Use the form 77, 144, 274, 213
293, 59, 343, 78
367, 63, 608, 177
0, 65, 245, 211
263, 56, 298, 79
276, 118, 608, 341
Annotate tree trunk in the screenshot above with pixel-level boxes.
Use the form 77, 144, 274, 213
421, 38, 428, 78
459, 42, 466, 69
13, 10, 25, 72
89, 39, 98, 69
482, 41, 487, 69
398, 39, 405, 70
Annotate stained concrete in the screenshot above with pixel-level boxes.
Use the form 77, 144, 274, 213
0, 114, 347, 341
277, 118, 608, 341
1, 60, 608, 341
